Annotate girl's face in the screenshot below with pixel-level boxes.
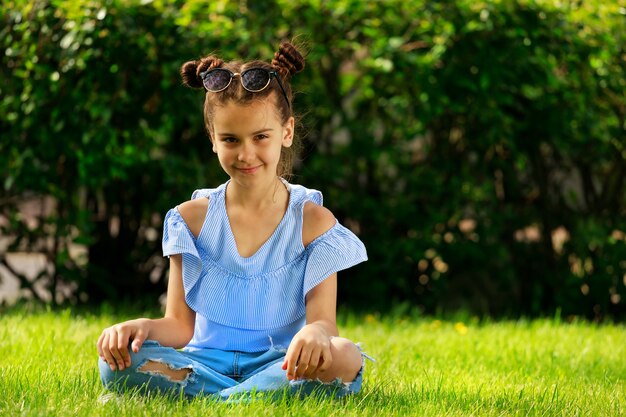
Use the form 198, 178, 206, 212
211, 94, 294, 187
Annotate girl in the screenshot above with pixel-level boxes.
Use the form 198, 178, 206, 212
97, 41, 369, 400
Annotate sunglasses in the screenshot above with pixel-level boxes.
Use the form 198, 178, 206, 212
200, 67, 290, 109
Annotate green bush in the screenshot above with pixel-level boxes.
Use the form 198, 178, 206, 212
1, 0, 625, 318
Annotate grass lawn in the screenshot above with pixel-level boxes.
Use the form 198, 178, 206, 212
0, 307, 624, 416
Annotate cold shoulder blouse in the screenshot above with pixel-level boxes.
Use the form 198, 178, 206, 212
162, 180, 368, 352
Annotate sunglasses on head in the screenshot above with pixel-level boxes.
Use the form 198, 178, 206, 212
200, 67, 290, 109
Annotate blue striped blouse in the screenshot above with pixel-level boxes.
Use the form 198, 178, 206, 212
162, 180, 368, 353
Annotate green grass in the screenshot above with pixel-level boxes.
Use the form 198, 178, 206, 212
0, 308, 624, 416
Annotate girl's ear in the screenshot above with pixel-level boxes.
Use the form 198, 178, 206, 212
210, 134, 217, 153
282, 116, 295, 147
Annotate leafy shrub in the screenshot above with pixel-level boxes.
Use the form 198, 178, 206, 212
1, 0, 624, 318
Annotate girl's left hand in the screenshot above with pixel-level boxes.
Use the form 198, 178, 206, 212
282, 323, 333, 380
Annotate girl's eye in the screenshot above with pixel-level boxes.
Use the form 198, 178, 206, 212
222, 137, 238, 143
255, 134, 268, 141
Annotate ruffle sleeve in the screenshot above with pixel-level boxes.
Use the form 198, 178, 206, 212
162, 208, 203, 304
303, 221, 367, 299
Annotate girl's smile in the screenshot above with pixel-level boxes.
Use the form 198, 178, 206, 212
236, 165, 262, 174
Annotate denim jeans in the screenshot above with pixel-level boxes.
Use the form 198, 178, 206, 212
98, 340, 367, 400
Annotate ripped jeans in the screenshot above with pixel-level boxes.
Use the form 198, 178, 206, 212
98, 340, 366, 400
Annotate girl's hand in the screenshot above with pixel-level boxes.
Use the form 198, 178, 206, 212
282, 323, 333, 381
96, 318, 150, 371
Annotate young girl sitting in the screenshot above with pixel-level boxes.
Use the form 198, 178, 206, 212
97, 41, 369, 400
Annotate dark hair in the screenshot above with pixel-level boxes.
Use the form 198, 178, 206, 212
180, 42, 305, 179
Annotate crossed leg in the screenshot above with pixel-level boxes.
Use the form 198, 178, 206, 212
136, 338, 362, 384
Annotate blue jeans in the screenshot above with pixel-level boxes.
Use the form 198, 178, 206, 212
98, 340, 367, 400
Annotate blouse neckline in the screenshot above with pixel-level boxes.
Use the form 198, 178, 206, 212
222, 179, 293, 260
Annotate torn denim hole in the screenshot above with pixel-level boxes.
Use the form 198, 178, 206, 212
137, 359, 196, 387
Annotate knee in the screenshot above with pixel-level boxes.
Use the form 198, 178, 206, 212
98, 344, 145, 387
329, 337, 362, 382
98, 357, 116, 386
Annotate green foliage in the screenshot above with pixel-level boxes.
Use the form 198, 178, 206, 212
1, 0, 625, 318
1, 0, 224, 303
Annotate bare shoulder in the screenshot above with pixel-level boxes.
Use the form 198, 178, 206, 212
302, 201, 336, 247
177, 197, 209, 239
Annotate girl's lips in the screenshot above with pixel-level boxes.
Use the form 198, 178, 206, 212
237, 166, 261, 174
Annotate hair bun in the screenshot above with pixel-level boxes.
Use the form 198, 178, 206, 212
271, 42, 305, 78
180, 55, 224, 89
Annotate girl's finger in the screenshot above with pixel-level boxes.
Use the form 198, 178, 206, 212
96, 332, 105, 359
131, 328, 147, 354
302, 347, 321, 378
284, 339, 303, 380
101, 333, 117, 371
108, 332, 124, 371
318, 345, 333, 372
116, 328, 131, 368
295, 347, 313, 379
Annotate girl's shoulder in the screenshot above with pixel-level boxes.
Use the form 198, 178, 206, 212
285, 181, 334, 246
173, 185, 224, 239
174, 184, 226, 238
302, 201, 336, 247
176, 198, 209, 240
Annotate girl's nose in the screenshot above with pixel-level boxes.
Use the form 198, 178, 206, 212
238, 142, 255, 162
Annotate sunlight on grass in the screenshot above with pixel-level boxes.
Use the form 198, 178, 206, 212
0, 308, 624, 416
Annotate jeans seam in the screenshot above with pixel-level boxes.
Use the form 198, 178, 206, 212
233, 351, 240, 377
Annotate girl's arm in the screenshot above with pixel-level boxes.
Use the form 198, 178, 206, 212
142, 253, 196, 347
304, 272, 339, 337
282, 202, 339, 380
299, 200, 340, 338
97, 254, 195, 371
282, 273, 340, 381
97, 198, 205, 371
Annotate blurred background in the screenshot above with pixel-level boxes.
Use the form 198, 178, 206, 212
1, 0, 625, 320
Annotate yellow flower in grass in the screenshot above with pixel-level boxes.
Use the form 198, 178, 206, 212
430, 320, 442, 330
454, 322, 468, 335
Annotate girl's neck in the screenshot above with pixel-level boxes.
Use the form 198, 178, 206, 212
226, 177, 288, 210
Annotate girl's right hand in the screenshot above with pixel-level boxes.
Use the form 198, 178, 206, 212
96, 318, 151, 371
